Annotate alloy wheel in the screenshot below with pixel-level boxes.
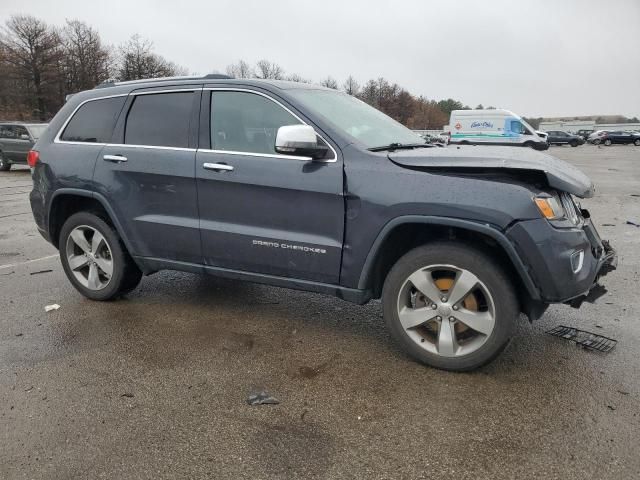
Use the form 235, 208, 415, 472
65, 225, 113, 290
396, 264, 496, 357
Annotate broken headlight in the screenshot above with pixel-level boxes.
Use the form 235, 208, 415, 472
534, 191, 582, 226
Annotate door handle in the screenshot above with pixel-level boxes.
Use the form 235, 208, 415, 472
103, 154, 128, 163
203, 162, 234, 172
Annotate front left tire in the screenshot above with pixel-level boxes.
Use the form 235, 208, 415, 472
382, 242, 519, 371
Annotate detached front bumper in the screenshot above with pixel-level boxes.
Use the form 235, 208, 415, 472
506, 212, 617, 306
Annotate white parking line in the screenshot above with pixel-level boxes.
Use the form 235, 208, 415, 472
0, 254, 59, 270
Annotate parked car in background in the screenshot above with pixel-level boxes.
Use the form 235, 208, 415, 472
576, 129, 594, 140
596, 130, 640, 146
587, 130, 608, 144
28, 75, 617, 371
0, 122, 48, 171
546, 131, 585, 147
447, 109, 548, 150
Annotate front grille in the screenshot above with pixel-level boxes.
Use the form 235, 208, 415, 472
560, 192, 581, 225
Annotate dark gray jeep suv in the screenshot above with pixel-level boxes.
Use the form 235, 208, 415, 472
28, 75, 617, 371
0, 122, 48, 170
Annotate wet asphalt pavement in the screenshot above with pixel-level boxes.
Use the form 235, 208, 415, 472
1, 145, 639, 479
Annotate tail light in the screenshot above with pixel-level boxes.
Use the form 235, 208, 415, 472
27, 150, 39, 167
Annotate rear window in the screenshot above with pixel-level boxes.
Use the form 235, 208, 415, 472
124, 92, 194, 148
60, 96, 126, 143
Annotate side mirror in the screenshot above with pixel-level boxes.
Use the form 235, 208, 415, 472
275, 125, 328, 160
20, 134, 30, 140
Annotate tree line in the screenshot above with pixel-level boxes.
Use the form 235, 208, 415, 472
0, 14, 474, 127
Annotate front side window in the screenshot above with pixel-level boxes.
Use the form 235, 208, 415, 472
61, 96, 126, 143
210, 91, 301, 155
125, 92, 194, 148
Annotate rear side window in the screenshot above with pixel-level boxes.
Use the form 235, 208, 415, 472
125, 92, 194, 148
60, 96, 126, 143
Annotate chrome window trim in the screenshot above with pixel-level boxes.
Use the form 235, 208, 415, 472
197, 148, 311, 161
54, 93, 129, 144
105, 143, 196, 152
205, 87, 337, 163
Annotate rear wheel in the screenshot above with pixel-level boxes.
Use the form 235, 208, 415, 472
570, 140, 579, 147
592, 139, 601, 145
59, 212, 142, 300
634, 139, 640, 146
604, 139, 612, 146
0, 153, 11, 171
382, 243, 518, 371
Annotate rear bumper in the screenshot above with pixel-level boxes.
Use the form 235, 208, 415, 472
506, 214, 617, 305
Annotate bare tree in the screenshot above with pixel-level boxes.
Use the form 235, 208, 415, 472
116, 34, 186, 81
254, 59, 284, 80
320, 76, 339, 89
286, 73, 310, 83
342, 75, 359, 96
61, 20, 112, 92
226, 59, 253, 79
0, 15, 62, 120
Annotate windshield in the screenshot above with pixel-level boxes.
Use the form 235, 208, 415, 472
288, 89, 424, 149
26, 124, 47, 139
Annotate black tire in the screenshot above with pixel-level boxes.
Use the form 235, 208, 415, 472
523, 141, 534, 149
0, 153, 11, 171
634, 139, 640, 146
592, 139, 601, 145
382, 242, 519, 371
570, 140, 579, 147
59, 211, 141, 300
604, 139, 612, 146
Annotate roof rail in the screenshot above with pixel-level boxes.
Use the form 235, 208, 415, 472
94, 73, 232, 89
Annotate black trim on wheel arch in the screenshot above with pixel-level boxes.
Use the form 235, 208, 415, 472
357, 216, 541, 300
49, 188, 136, 259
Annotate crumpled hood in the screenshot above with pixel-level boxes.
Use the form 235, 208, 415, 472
388, 146, 595, 198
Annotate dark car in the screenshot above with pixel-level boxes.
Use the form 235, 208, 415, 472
546, 131, 585, 147
28, 75, 617, 371
0, 122, 48, 171
598, 130, 640, 146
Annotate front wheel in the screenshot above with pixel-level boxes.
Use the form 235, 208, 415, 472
604, 139, 612, 146
382, 243, 519, 371
634, 139, 640, 146
570, 140, 579, 147
59, 212, 142, 300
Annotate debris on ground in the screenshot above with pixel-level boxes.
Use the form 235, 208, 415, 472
601, 223, 616, 227
627, 220, 640, 228
607, 405, 616, 411
30, 269, 53, 275
546, 325, 617, 353
121, 392, 134, 398
247, 391, 280, 405
44, 304, 60, 312
617, 390, 630, 396
15, 333, 23, 337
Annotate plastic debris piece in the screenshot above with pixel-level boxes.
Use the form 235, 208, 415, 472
44, 304, 60, 312
546, 325, 617, 353
30, 269, 53, 275
247, 391, 280, 405
627, 220, 640, 228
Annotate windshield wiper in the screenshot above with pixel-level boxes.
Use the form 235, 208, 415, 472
368, 142, 432, 152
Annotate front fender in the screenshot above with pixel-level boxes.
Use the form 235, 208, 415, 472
356, 215, 541, 301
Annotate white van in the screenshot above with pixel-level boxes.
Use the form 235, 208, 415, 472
446, 109, 548, 150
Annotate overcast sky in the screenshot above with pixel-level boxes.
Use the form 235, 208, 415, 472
2, 0, 639, 118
